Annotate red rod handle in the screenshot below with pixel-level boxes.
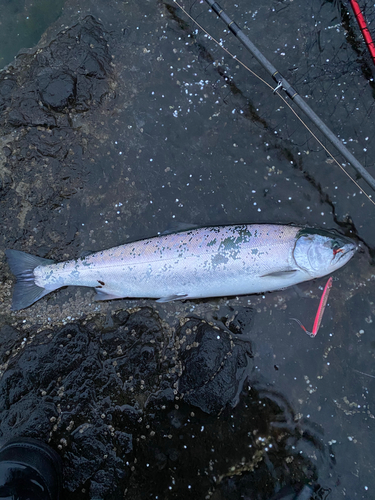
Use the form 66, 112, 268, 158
349, 0, 375, 65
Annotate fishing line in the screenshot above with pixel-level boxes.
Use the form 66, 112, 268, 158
173, 0, 375, 207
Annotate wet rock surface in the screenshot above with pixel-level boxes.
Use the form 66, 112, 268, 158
178, 318, 253, 414
0, 0, 374, 498
1, 15, 112, 127
0, 14, 114, 256
0, 308, 331, 499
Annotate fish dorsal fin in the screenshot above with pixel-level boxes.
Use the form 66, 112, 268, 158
160, 222, 199, 236
79, 250, 95, 258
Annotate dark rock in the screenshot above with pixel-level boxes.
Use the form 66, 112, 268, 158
0, 308, 330, 498
7, 98, 57, 128
178, 318, 253, 413
3, 16, 111, 127
0, 325, 20, 364
39, 71, 76, 110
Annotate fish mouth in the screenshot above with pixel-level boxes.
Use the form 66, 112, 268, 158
332, 242, 357, 264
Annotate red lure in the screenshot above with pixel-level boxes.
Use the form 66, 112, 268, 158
292, 277, 333, 338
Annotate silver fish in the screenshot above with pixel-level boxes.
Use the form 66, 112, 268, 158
6, 224, 357, 311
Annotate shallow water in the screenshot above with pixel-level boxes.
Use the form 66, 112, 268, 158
0, 0, 374, 499
0, 0, 64, 68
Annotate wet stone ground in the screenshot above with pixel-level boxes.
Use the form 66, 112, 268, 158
0, 308, 330, 499
0, 0, 375, 499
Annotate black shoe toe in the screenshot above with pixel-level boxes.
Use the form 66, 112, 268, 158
0, 438, 62, 500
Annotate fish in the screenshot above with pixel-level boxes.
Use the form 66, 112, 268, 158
5, 224, 357, 311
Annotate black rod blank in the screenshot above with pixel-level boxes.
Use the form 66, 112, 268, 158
204, 0, 375, 192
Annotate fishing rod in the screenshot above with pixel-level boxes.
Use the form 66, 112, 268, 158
174, 0, 375, 196
349, 0, 375, 65
203, 0, 375, 192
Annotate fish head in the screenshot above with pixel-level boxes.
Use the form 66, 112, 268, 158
293, 228, 357, 277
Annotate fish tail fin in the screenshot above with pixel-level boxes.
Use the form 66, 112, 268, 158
6, 249, 56, 310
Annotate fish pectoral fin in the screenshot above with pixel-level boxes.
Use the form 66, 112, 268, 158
156, 293, 189, 303
95, 289, 124, 301
260, 269, 298, 278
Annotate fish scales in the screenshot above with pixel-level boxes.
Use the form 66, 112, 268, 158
35, 225, 300, 299
6, 224, 357, 310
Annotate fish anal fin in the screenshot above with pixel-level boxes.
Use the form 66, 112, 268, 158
160, 222, 199, 235
95, 289, 125, 301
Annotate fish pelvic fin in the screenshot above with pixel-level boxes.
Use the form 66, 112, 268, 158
6, 249, 55, 310
156, 293, 189, 303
